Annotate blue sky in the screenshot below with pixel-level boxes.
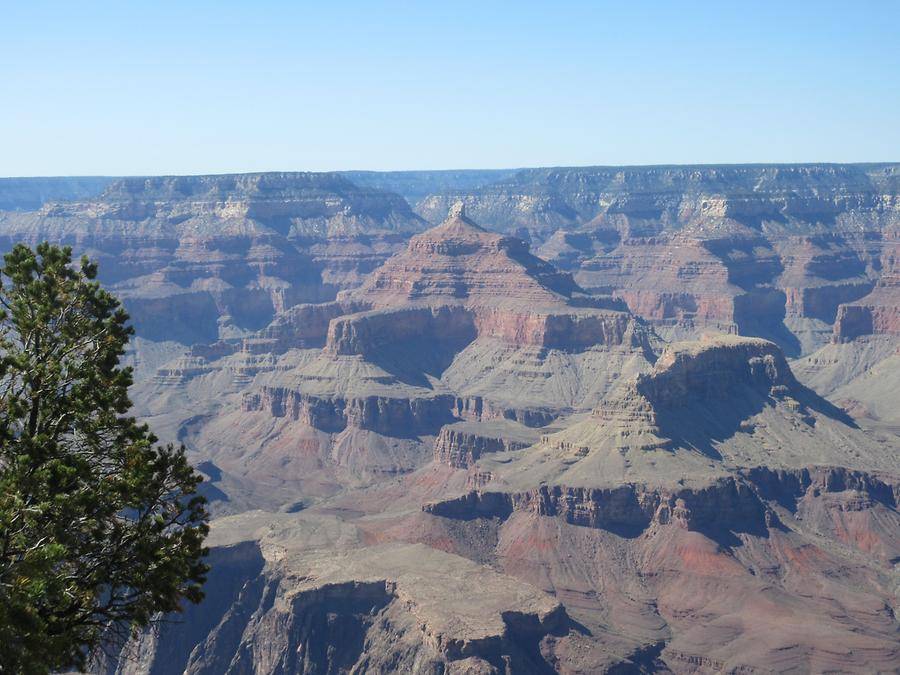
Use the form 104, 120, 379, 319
1, 1, 898, 176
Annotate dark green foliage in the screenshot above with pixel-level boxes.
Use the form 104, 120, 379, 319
0, 243, 209, 674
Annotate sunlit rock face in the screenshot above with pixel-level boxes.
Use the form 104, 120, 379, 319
8, 167, 897, 674
419, 164, 900, 356
419, 335, 900, 673
228, 206, 656, 466
139, 332, 900, 674
0, 172, 428, 344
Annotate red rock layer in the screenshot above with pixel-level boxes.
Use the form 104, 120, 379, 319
350, 202, 579, 308
833, 234, 900, 341
314, 204, 647, 356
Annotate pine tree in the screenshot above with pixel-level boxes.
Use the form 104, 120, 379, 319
0, 243, 208, 673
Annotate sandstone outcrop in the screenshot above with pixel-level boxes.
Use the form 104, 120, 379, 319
433, 421, 539, 468
218, 205, 656, 449
425, 477, 775, 535
242, 387, 457, 436
422, 335, 896, 526
163, 306, 899, 672
353, 201, 580, 306
114, 514, 573, 674
6, 165, 900, 357
327, 202, 648, 353
791, 232, 900, 419
421, 164, 900, 355
33, 167, 896, 674
411, 336, 900, 673
0, 172, 427, 345
833, 233, 900, 341
418, 164, 900, 240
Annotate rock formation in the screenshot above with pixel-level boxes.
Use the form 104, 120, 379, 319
118, 201, 899, 673
418, 164, 900, 238
0, 172, 427, 345
833, 231, 900, 341
420, 335, 900, 672
419, 164, 900, 356
235, 205, 652, 421
793, 229, 900, 425
114, 514, 570, 675
433, 420, 539, 469
161, 207, 654, 508
2, 166, 898, 673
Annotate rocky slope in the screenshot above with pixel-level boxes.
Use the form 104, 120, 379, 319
832, 229, 900, 341
6, 165, 899, 362
111, 513, 572, 675
793, 228, 900, 426
419, 164, 900, 355
113, 201, 900, 673
421, 335, 900, 672
149, 206, 657, 507
417, 164, 900, 237
0, 172, 427, 345
6, 166, 896, 673
139, 331, 900, 673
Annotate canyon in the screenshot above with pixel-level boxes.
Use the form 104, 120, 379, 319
2, 165, 899, 673
421, 164, 900, 355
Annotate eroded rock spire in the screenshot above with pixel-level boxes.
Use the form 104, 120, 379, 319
447, 200, 467, 220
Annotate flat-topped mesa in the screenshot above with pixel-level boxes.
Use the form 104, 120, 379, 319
29, 172, 425, 237
425, 337, 897, 545
591, 335, 799, 431
433, 420, 540, 468
132, 537, 568, 674
636, 334, 797, 406
832, 298, 900, 342
241, 387, 456, 436
0, 172, 431, 346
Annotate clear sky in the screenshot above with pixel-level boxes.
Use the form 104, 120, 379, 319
1, 0, 899, 176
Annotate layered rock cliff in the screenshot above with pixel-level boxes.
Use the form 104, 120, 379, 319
833, 231, 900, 341
41, 167, 898, 674
241, 387, 457, 436
329, 202, 646, 353
418, 164, 900, 238
420, 164, 900, 354
218, 206, 656, 453
425, 335, 895, 520
5, 166, 899, 354
433, 421, 539, 468
112, 517, 574, 675
412, 335, 899, 672
0, 172, 427, 344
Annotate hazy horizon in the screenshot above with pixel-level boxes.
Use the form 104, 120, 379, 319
6, 160, 900, 181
